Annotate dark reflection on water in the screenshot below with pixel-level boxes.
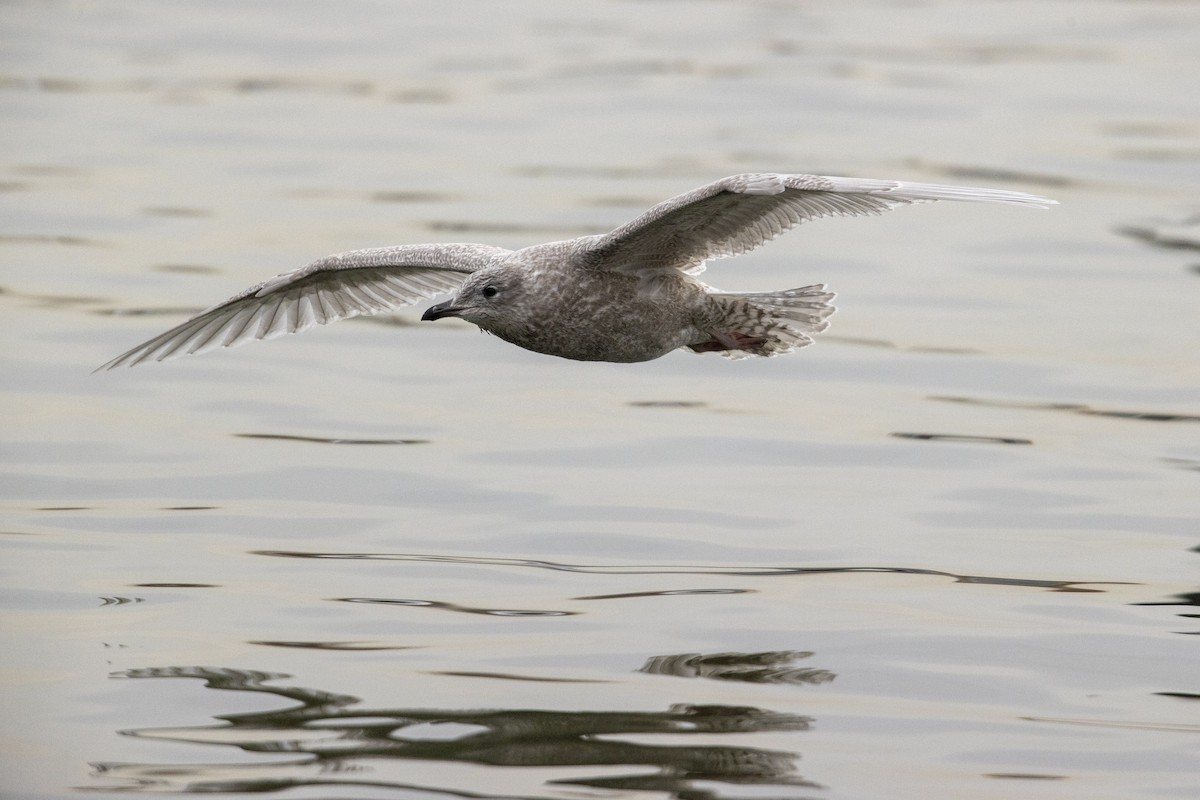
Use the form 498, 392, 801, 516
335, 596, 576, 617
1135, 588, 1200, 634
254, 551, 1124, 593
640, 651, 836, 687
933, 395, 1200, 423
628, 400, 709, 408
91, 666, 817, 796
1137, 588, 1199, 607
1019, 715, 1199, 734
4, 287, 108, 310
235, 433, 430, 446
250, 640, 419, 651
429, 670, 609, 684
1116, 212, 1200, 252
890, 432, 1033, 445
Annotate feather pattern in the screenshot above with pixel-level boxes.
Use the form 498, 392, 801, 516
97, 243, 508, 369
584, 172, 1056, 276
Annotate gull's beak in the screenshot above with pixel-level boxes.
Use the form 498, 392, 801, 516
421, 301, 463, 321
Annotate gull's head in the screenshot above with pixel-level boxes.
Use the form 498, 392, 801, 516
421, 265, 528, 333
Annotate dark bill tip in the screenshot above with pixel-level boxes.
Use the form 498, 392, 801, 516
421, 302, 461, 322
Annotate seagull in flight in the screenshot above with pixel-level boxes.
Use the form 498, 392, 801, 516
98, 173, 1054, 369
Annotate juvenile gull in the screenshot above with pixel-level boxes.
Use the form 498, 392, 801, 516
98, 173, 1055, 369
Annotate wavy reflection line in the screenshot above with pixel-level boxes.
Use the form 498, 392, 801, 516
235, 433, 430, 445
334, 597, 577, 617
890, 432, 1033, 445
250, 640, 421, 651
253, 550, 1125, 592
627, 400, 708, 408
932, 395, 1200, 423
92, 666, 817, 795
430, 671, 610, 684
1116, 212, 1200, 252
1022, 715, 1200, 734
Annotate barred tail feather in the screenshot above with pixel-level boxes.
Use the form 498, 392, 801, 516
690, 284, 837, 359
717, 284, 837, 333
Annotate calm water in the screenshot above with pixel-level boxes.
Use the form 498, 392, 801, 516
3, 2, 1198, 798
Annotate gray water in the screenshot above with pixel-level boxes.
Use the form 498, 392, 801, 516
2, 2, 1198, 798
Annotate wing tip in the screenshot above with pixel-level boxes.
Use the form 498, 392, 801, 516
781, 174, 1058, 209
879, 180, 1059, 208
93, 350, 141, 373
93, 349, 160, 372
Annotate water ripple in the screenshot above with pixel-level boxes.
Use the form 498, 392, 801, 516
430, 671, 609, 683
334, 597, 576, 617
933, 396, 1200, 423
254, 551, 1124, 593
235, 433, 429, 445
249, 640, 419, 651
1117, 213, 1200, 251
891, 432, 1033, 445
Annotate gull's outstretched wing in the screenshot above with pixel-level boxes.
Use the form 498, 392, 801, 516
583, 173, 1056, 276
97, 243, 509, 370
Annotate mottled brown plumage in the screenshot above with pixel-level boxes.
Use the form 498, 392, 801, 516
98, 173, 1054, 369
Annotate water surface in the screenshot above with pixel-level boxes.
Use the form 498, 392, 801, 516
2, 1, 1198, 798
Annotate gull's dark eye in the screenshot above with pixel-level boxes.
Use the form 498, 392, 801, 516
481, 285, 499, 298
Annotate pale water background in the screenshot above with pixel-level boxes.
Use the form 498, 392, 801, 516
2, 1, 1198, 798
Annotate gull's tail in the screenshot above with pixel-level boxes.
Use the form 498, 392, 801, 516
689, 284, 837, 358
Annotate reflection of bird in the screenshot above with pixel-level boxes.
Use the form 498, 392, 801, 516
102, 666, 815, 795
98, 173, 1054, 369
